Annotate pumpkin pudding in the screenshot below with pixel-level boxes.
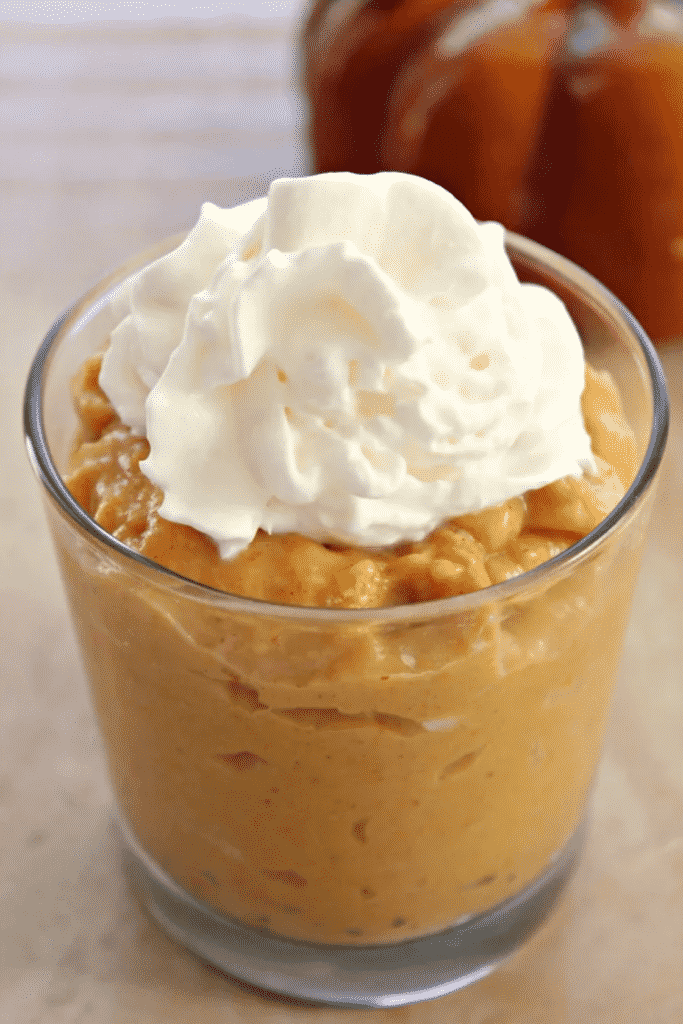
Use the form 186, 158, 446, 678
67, 355, 636, 609
56, 174, 647, 945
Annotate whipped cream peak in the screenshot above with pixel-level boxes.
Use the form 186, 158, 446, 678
99, 172, 596, 558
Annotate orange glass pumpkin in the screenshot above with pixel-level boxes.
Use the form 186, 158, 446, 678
303, 0, 683, 340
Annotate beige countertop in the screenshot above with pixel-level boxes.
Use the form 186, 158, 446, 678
1, 15, 682, 1024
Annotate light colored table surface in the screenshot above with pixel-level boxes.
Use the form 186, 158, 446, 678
1, 15, 682, 1024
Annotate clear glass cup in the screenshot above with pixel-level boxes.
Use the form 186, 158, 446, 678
24, 231, 669, 1008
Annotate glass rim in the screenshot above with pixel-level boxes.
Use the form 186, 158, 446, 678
24, 230, 670, 625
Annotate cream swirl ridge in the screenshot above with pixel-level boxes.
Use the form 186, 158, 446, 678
99, 172, 596, 557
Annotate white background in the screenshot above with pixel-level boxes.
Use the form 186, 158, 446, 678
3, 1, 302, 21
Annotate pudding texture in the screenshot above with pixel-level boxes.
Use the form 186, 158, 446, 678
68, 356, 634, 608
60, 352, 642, 944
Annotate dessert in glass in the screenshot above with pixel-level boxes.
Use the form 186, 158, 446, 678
25, 173, 668, 1007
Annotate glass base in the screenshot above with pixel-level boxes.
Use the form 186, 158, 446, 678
117, 812, 584, 1008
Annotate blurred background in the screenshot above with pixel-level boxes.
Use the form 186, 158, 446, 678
1, 0, 309, 329
2, 3, 681, 1023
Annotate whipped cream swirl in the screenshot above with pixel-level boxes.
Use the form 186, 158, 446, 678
100, 172, 596, 558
